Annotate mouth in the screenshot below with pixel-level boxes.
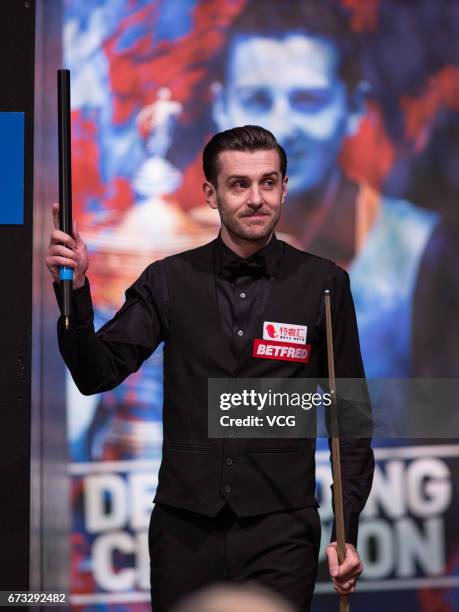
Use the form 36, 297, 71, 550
241, 212, 270, 219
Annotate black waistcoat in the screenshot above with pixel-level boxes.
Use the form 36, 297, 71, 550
153, 238, 333, 517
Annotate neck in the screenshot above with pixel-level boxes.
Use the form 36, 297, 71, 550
219, 226, 273, 258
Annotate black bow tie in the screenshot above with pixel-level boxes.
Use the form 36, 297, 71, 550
220, 252, 268, 280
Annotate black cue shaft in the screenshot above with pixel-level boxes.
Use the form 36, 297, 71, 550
57, 69, 73, 330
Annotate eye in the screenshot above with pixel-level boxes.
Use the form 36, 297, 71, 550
231, 180, 247, 191
237, 88, 273, 113
289, 88, 333, 112
262, 176, 277, 188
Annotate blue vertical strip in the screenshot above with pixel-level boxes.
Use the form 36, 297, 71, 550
0, 112, 24, 225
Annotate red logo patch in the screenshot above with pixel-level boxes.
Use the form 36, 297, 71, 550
265, 323, 278, 339
252, 339, 311, 363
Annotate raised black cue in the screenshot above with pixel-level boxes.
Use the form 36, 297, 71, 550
324, 289, 350, 612
57, 68, 73, 330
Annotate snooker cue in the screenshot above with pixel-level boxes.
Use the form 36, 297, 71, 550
324, 289, 350, 612
58, 68, 73, 330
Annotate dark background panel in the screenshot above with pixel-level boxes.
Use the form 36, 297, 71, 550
0, 0, 35, 591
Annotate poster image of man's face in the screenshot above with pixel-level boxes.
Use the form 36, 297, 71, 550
213, 32, 364, 198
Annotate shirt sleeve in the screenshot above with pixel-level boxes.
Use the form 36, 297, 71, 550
317, 263, 375, 547
53, 260, 169, 395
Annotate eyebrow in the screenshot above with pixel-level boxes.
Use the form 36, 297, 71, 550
226, 171, 280, 182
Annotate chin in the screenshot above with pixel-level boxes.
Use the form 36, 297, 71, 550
239, 225, 272, 241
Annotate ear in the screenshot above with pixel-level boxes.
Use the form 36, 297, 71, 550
345, 80, 370, 137
281, 176, 288, 205
203, 180, 218, 210
211, 81, 230, 131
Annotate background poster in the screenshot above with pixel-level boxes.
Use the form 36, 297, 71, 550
63, 1, 459, 609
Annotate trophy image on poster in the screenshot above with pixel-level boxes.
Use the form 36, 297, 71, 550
133, 86, 183, 198
87, 86, 211, 313
77, 88, 214, 460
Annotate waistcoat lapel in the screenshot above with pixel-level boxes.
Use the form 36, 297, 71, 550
186, 238, 239, 372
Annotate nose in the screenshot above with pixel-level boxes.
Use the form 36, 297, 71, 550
246, 184, 264, 208
265, 93, 296, 138
264, 92, 304, 145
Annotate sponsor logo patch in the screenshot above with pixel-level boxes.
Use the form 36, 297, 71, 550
253, 338, 311, 363
263, 321, 307, 345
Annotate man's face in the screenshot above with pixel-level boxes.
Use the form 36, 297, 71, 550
214, 33, 354, 196
204, 148, 287, 242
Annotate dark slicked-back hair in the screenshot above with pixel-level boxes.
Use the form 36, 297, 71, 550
203, 125, 287, 187
219, 0, 361, 92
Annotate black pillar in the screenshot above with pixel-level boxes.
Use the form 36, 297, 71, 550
0, 0, 35, 590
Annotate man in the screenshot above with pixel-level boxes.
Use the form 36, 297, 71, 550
208, 0, 439, 378
169, 582, 296, 612
47, 125, 374, 611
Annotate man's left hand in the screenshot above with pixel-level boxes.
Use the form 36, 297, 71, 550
326, 542, 364, 595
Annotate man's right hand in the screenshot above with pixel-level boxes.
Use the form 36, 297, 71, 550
46, 202, 88, 290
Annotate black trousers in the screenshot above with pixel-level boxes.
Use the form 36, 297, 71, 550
149, 502, 321, 612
